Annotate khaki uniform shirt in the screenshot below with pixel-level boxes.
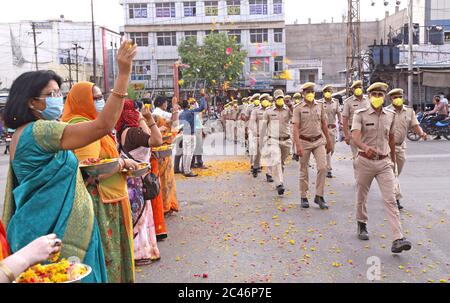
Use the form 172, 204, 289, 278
320, 98, 340, 126
343, 95, 370, 127
292, 101, 327, 148
387, 104, 419, 146
351, 106, 396, 156
249, 107, 267, 137
229, 106, 240, 121
263, 105, 293, 139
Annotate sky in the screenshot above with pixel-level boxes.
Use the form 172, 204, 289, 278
0, 0, 408, 32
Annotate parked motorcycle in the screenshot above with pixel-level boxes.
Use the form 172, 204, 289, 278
407, 112, 450, 141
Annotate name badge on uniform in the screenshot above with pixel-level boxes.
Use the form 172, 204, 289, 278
353, 105, 359, 107
365, 123, 375, 126
302, 111, 309, 114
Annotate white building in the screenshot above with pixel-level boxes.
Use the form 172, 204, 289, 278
0, 17, 121, 93
119, 0, 286, 94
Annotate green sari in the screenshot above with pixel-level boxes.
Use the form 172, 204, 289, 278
2, 120, 108, 283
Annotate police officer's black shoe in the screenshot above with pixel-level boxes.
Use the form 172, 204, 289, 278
301, 198, 310, 208
314, 196, 329, 209
252, 168, 258, 178
397, 200, 404, 210
357, 222, 369, 241
391, 238, 412, 253
258, 167, 262, 173
292, 154, 299, 162
276, 184, 285, 196
266, 174, 274, 183
326, 171, 333, 178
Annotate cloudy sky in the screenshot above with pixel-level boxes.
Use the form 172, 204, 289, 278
1, 0, 407, 31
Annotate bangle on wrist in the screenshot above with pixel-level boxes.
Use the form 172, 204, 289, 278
0, 261, 16, 283
110, 89, 128, 99
149, 123, 157, 128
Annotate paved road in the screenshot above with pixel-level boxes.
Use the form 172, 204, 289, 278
1, 139, 449, 283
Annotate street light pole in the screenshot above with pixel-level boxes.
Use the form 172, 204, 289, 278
91, 0, 97, 84
408, 0, 414, 107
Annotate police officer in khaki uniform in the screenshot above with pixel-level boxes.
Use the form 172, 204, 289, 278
343, 80, 370, 164
386, 88, 427, 210
221, 103, 230, 141
319, 85, 342, 179
291, 92, 303, 162
228, 100, 240, 144
292, 82, 333, 209
249, 94, 272, 180
246, 94, 260, 171
236, 98, 247, 146
262, 89, 293, 195
352, 82, 412, 254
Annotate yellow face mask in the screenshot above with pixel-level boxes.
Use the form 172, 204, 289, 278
261, 100, 271, 108
392, 97, 404, 107
294, 98, 301, 104
370, 96, 385, 109
354, 88, 363, 97
305, 93, 315, 103
275, 98, 285, 107
254, 100, 261, 107
324, 92, 332, 99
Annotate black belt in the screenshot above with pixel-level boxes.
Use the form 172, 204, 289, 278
300, 135, 322, 142
269, 136, 291, 141
358, 152, 389, 160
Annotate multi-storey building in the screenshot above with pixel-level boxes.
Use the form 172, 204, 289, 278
119, 0, 286, 94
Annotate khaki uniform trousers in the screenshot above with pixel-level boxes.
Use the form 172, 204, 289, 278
355, 156, 404, 241
326, 128, 337, 172
394, 144, 406, 200
266, 138, 292, 186
299, 140, 327, 198
237, 120, 246, 144
250, 135, 262, 169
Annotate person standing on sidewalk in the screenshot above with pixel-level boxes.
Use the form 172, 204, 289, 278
319, 85, 342, 179
292, 82, 333, 209
343, 80, 370, 174
351, 82, 412, 254
386, 88, 427, 210
262, 90, 292, 195
179, 97, 207, 177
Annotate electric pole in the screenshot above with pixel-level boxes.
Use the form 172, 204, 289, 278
67, 49, 73, 88
72, 43, 84, 83
91, 0, 97, 84
31, 22, 39, 71
408, 0, 414, 107
346, 0, 362, 95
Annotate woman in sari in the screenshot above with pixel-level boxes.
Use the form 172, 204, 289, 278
61, 83, 138, 283
152, 96, 181, 214
116, 100, 162, 265
1, 222, 62, 283
1, 39, 137, 283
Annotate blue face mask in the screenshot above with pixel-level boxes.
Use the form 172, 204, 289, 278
94, 99, 105, 113
41, 96, 64, 120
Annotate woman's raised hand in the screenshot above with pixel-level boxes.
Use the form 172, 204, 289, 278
117, 39, 138, 76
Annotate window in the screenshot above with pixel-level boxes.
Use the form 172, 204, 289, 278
249, 0, 267, 15
184, 31, 197, 43
157, 59, 175, 80
250, 29, 268, 43
132, 60, 151, 81
228, 30, 241, 44
274, 56, 283, 74
184, 2, 197, 17
274, 28, 283, 43
300, 69, 318, 84
157, 32, 177, 46
250, 57, 270, 73
227, 0, 241, 15
129, 3, 148, 19
205, 1, 219, 16
273, 0, 283, 14
129, 32, 148, 46
155, 2, 176, 18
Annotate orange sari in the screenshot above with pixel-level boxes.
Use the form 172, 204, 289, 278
0, 221, 10, 260
154, 115, 180, 214
150, 155, 167, 239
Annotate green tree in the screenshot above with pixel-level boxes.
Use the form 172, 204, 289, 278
178, 32, 247, 90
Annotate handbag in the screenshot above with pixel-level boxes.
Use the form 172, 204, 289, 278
119, 130, 161, 201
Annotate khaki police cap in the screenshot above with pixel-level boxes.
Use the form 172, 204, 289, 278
367, 82, 389, 93
251, 94, 261, 101
260, 93, 270, 101
387, 88, 404, 96
284, 95, 292, 100
293, 92, 302, 99
351, 80, 363, 89
273, 89, 284, 99
322, 85, 333, 92
269, 96, 274, 102
301, 82, 315, 91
